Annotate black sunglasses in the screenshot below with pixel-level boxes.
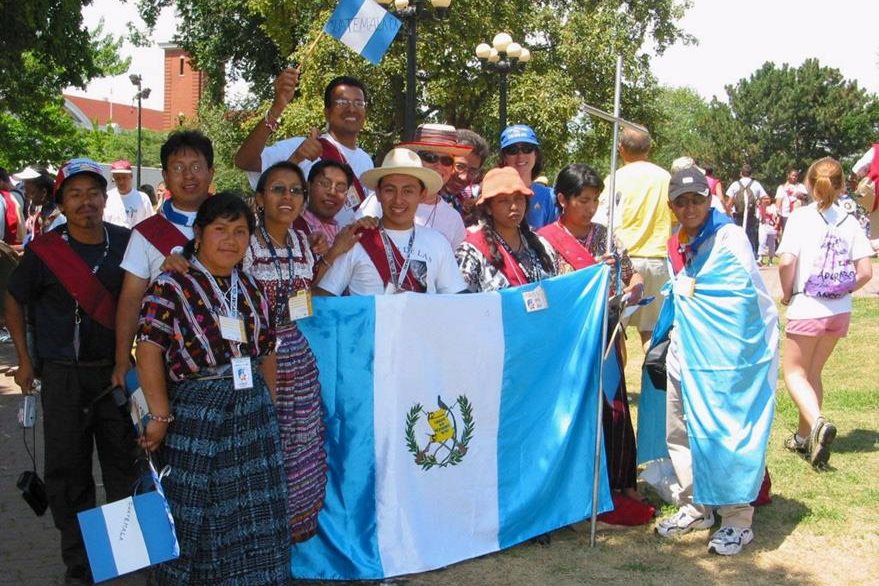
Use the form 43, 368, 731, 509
417, 151, 454, 167
502, 144, 537, 156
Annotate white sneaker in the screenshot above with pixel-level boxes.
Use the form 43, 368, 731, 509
708, 526, 754, 555
655, 508, 715, 537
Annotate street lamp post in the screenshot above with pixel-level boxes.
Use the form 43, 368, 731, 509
475, 33, 530, 130
377, 0, 452, 141
129, 74, 151, 188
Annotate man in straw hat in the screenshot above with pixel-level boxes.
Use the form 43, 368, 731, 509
315, 148, 467, 296
358, 123, 470, 248
235, 69, 372, 227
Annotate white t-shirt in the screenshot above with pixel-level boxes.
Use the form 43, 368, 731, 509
777, 203, 874, 319
853, 146, 874, 176
104, 188, 154, 228
317, 226, 467, 296
357, 195, 466, 248
120, 206, 197, 282
774, 182, 808, 217
252, 132, 373, 227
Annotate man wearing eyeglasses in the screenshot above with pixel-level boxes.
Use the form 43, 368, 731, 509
112, 130, 215, 389
440, 129, 489, 226
234, 70, 373, 228
358, 124, 469, 248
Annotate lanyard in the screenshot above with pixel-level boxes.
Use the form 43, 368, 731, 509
63, 226, 110, 360
379, 226, 416, 291
191, 257, 240, 318
259, 225, 296, 322
497, 228, 542, 284
161, 199, 195, 227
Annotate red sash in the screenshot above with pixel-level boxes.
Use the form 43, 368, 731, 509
318, 137, 366, 208
464, 229, 529, 286
0, 190, 22, 245
868, 144, 879, 212
134, 215, 189, 256
29, 232, 116, 329
537, 221, 597, 271
667, 233, 686, 276
357, 227, 426, 293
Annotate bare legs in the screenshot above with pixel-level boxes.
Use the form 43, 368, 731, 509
783, 333, 839, 438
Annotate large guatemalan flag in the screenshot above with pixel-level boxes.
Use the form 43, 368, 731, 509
324, 0, 402, 65
295, 265, 615, 580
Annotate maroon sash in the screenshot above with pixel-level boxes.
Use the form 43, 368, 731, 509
29, 232, 116, 329
537, 221, 597, 271
134, 215, 189, 256
357, 227, 426, 293
318, 137, 366, 208
0, 190, 21, 245
464, 229, 529, 286
868, 143, 879, 212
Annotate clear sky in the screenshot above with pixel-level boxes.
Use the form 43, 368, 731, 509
67, 0, 879, 111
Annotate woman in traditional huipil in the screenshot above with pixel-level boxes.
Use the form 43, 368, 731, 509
136, 192, 289, 584
246, 160, 327, 543
456, 167, 557, 292
538, 164, 651, 524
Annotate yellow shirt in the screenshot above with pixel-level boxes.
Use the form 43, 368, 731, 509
600, 160, 672, 258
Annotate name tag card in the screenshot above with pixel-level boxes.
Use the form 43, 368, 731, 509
231, 357, 253, 390
288, 290, 313, 320
674, 276, 696, 298
218, 316, 246, 342
523, 285, 549, 312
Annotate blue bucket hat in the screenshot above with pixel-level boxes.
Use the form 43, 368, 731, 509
500, 124, 540, 149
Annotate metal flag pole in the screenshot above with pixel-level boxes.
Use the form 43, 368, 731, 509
590, 54, 625, 548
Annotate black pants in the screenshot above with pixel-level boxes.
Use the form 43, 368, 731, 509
733, 213, 759, 258
40, 362, 139, 572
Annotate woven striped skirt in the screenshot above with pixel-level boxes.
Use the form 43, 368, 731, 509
156, 371, 290, 585
276, 322, 327, 543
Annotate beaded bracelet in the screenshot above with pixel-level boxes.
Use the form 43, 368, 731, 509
146, 412, 175, 424
264, 111, 281, 133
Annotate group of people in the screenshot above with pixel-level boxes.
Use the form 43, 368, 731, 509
3, 68, 875, 584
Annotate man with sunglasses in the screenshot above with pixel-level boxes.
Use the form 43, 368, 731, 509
235, 69, 373, 227
645, 167, 777, 557
359, 124, 469, 248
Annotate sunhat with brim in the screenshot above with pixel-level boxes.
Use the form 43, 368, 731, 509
361, 148, 445, 196
396, 123, 473, 157
500, 124, 540, 149
476, 167, 534, 206
12, 166, 41, 181
53, 158, 108, 203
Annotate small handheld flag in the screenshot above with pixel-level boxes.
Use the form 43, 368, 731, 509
324, 0, 402, 65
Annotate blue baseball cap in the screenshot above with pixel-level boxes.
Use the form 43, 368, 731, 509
54, 158, 108, 202
500, 124, 540, 149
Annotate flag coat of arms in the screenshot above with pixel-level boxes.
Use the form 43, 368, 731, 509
295, 266, 614, 580
324, 0, 402, 65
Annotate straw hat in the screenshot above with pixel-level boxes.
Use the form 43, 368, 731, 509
396, 123, 472, 156
476, 167, 534, 206
361, 148, 445, 195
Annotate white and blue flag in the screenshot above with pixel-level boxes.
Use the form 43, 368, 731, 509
295, 266, 614, 580
324, 0, 401, 65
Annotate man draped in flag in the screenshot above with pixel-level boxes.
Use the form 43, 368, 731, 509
649, 167, 778, 556
315, 148, 467, 296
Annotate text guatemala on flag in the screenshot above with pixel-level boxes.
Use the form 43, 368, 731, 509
294, 265, 615, 580
324, 0, 402, 65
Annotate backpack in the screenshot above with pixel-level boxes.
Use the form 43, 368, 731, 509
733, 179, 756, 217
803, 212, 857, 299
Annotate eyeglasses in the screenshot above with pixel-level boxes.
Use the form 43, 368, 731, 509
167, 162, 207, 176
453, 162, 481, 177
671, 194, 709, 208
331, 98, 367, 110
502, 144, 537, 156
268, 184, 306, 197
313, 177, 350, 195
418, 151, 454, 167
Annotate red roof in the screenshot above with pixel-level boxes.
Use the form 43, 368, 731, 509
63, 94, 166, 131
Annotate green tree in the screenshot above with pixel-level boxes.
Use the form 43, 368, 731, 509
80, 126, 167, 168
650, 86, 712, 171
699, 59, 879, 187
136, 0, 694, 179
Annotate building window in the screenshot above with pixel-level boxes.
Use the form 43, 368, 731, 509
179, 57, 185, 76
